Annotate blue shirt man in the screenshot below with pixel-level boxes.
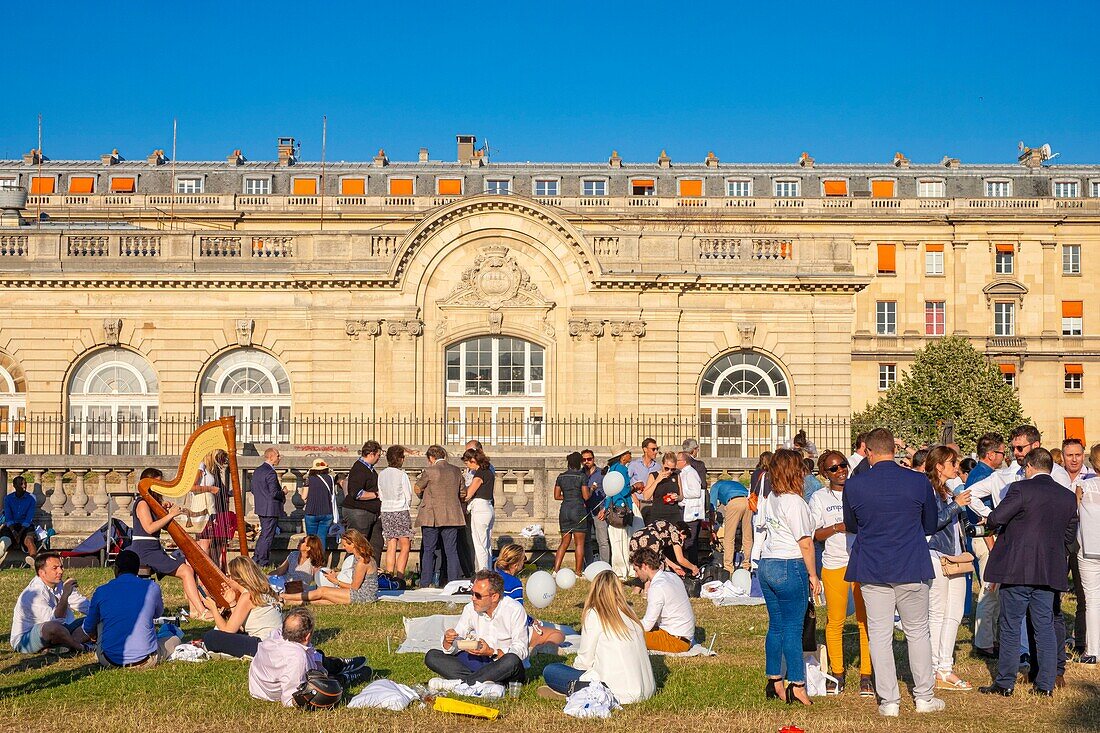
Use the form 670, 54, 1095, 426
4, 482, 37, 527
83, 550, 176, 667
709, 479, 748, 510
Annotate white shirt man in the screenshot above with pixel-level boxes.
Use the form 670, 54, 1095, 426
676, 455, 705, 523
10, 552, 91, 654
632, 548, 696, 653
249, 610, 325, 706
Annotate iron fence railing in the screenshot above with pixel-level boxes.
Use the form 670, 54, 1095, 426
0, 414, 864, 458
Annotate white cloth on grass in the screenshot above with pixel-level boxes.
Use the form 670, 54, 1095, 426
453, 681, 505, 699
648, 643, 716, 657
700, 579, 766, 607
563, 681, 621, 719
348, 679, 419, 710
167, 642, 209, 662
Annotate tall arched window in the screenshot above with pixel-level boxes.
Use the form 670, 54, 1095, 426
0, 354, 27, 455
200, 349, 291, 444
698, 350, 791, 458
69, 349, 159, 455
445, 336, 545, 444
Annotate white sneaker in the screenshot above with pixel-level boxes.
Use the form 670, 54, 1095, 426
915, 697, 946, 713
878, 702, 900, 717
428, 677, 461, 693
25, 555, 35, 568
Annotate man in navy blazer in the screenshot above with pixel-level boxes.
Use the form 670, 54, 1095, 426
842, 428, 943, 717
979, 448, 1078, 697
251, 447, 284, 567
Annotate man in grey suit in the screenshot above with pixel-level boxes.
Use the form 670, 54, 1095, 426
415, 445, 466, 588
251, 447, 283, 567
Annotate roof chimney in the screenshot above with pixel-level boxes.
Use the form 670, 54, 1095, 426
941, 156, 960, 169
457, 135, 477, 165
227, 149, 245, 166
101, 149, 122, 166
373, 149, 389, 167
1017, 143, 1043, 168
798, 151, 814, 168
277, 137, 297, 166
892, 151, 910, 168
657, 150, 671, 168
608, 150, 622, 168
22, 148, 43, 166
419, 147, 430, 162
147, 149, 167, 166
705, 151, 719, 168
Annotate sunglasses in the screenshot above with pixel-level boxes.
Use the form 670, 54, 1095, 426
471, 591, 496, 600
582, 457, 595, 462
825, 463, 849, 473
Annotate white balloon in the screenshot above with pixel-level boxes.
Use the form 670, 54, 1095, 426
526, 570, 557, 609
731, 568, 753, 595
582, 561, 613, 582
555, 568, 577, 589
602, 471, 625, 495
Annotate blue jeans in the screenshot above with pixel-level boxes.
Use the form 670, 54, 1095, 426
758, 557, 810, 683
304, 514, 333, 542
542, 662, 588, 695
998, 584, 1057, 690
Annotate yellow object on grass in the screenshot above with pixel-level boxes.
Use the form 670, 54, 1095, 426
433, 696, 500, 720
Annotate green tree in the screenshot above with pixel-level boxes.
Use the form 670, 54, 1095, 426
852, 336, 1029, 454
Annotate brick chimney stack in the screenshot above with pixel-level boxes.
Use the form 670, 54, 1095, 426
277, 137, 297, 166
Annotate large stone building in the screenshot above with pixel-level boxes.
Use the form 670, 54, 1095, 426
0, 137, 1097, 458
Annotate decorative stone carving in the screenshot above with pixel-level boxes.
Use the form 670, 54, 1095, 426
345, 319, 383, 339
235, 319, 254, 347
440, 245, 554, 311
568, 319, 604, 340
608, 320, 646, 339
435, 317, 448, 340
737, 322, 756, 348
541, 315, 555, 338
103, 318, 122, 346
488, 312, 503, 334
386, 319, 425, 337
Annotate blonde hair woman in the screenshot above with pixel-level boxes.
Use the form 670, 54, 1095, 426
190, 448, 235, 567
494, 544, 566, 651
538, 570, 655, 703
282, 528, 378, 605
201, 556, 283, 657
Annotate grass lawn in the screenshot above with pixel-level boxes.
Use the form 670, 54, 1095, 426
1, 567, 1098, 733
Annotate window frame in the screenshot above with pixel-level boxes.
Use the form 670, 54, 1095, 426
243, 176, 272, 195
878, 364, 897, 391
0, 174, 19, 190
67, 174, 97, 194
1052, 179, 1080, 198
725, 178, 751, 197
339, 176, 368, 196
532, 178, 560, 197
1091, 180, 1100, 198
174, 176, 205, 194
677, 178, 704, 197
994, 301, 1016, 337
821, 179, 849, 197
875, 301, 897, 336
1063, 244, 1081, 275
985, 178, 1012, 197
994, 245, 1015, 275
1062, 301, 1083, 336
108, 175, 137, 194
29, 174, 58, 194
290, 176, 319, 196
484, 178, 512, 195
1064, 366, 1084, 392
581, 178, 608, 197
435, 177, 463, 196
773, 179, 801, 198
917, 178, 946, 198
925, 244, 945, 276
387, 177, 416, 196
925, 301, 946, 337
869, 178, 897, 199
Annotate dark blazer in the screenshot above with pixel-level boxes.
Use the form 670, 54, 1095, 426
842, 459, 940, 584
250, 462, 284, 517
984, 473, 1078, 590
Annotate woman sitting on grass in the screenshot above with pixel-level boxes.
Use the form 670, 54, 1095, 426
538, 570, 655, 702
494, 543, 565, 651
272, 534, 325, 587
282, 529, 378, 605
202, 556, 283, 658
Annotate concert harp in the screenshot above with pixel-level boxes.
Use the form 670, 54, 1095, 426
137, 416, 251, 609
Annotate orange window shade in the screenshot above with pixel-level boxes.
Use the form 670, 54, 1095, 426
1065, 363, 1084, 375
823, 180, 848, 196
437, 178, 462, 195
110, 177, 135, 193
68, 176, 94, 194
30, 176, 55, 194
995, 243, 1014, 253
926, 243, 944, 253
999, 363, 1016, 375
389, 178, 414, 196
877, 243, 897, 273
632, 179, 655, 188
340, 178, 365, 196
1065, 417, 1086, 442
1062, 301, 1083, 318
679, 180, 703, 197
292, 178, 317, 195
871, 180, 895, 198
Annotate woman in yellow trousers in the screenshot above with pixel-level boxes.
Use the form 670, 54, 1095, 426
808, 451, 872, 696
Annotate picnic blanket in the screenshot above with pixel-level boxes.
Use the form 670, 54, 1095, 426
649, 643, 717, 657
397, 614, 580, 655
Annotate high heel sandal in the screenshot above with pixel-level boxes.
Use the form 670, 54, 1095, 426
786, 682, 813, 706
765, 676, 784, 700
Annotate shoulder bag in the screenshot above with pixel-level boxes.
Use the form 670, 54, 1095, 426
939, 552, 975, 577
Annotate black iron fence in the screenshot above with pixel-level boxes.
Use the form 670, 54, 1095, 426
0, 413, 869, 458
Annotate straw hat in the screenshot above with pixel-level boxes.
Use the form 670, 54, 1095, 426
311, 458, 329, 471
608, 442, 632, 461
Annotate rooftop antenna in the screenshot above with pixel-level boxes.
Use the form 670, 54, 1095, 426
36, 113, 42, 229
1039, 143, 1059, 164
482, 138, 491, 160
171, 118, 177, 229
320, 115, 327, 232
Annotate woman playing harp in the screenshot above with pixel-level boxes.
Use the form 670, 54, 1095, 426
191, 448, 238, 571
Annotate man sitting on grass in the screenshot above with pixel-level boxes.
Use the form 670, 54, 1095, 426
424, 569, 528, 689
249, 607, 370, 706
631, 547, 697, 653
82, 550, 179, 669
10, 551, 91, 655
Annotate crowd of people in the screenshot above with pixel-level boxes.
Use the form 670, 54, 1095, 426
3, 424, 1098, 715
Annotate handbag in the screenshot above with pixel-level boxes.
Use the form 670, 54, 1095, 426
801, 598, 817, 652
607, 504, 634, 529
939, 551, 975, 577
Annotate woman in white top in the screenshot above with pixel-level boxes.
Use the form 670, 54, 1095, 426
202, 556, 283, 658
809, 450, 871, 697
378, 445, 415, 579
538, 570, 655, 703
757, 448, 821, 707
923, 445, 973, 691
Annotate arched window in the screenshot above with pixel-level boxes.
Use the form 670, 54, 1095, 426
69, 349, 159, 455
698, 350, 791, 458
200, 349, 291, 444
0, 354, 27, 455
445, 336, 545, 444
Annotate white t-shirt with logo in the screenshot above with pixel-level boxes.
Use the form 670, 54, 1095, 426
760, 492, 814, 561
808, 488, 854, 570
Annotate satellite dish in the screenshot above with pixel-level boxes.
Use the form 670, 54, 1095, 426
1040, 143, 1052, 159
1018, 140, 1026, 152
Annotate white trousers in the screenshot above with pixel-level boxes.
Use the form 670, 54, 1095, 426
468, 498, 495, 572
929, 554, 968, 672
1079, 552, 1100, 657
608, 514, 644, 579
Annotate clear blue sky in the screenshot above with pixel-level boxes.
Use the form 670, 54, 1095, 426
4, 1, 1099, 164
